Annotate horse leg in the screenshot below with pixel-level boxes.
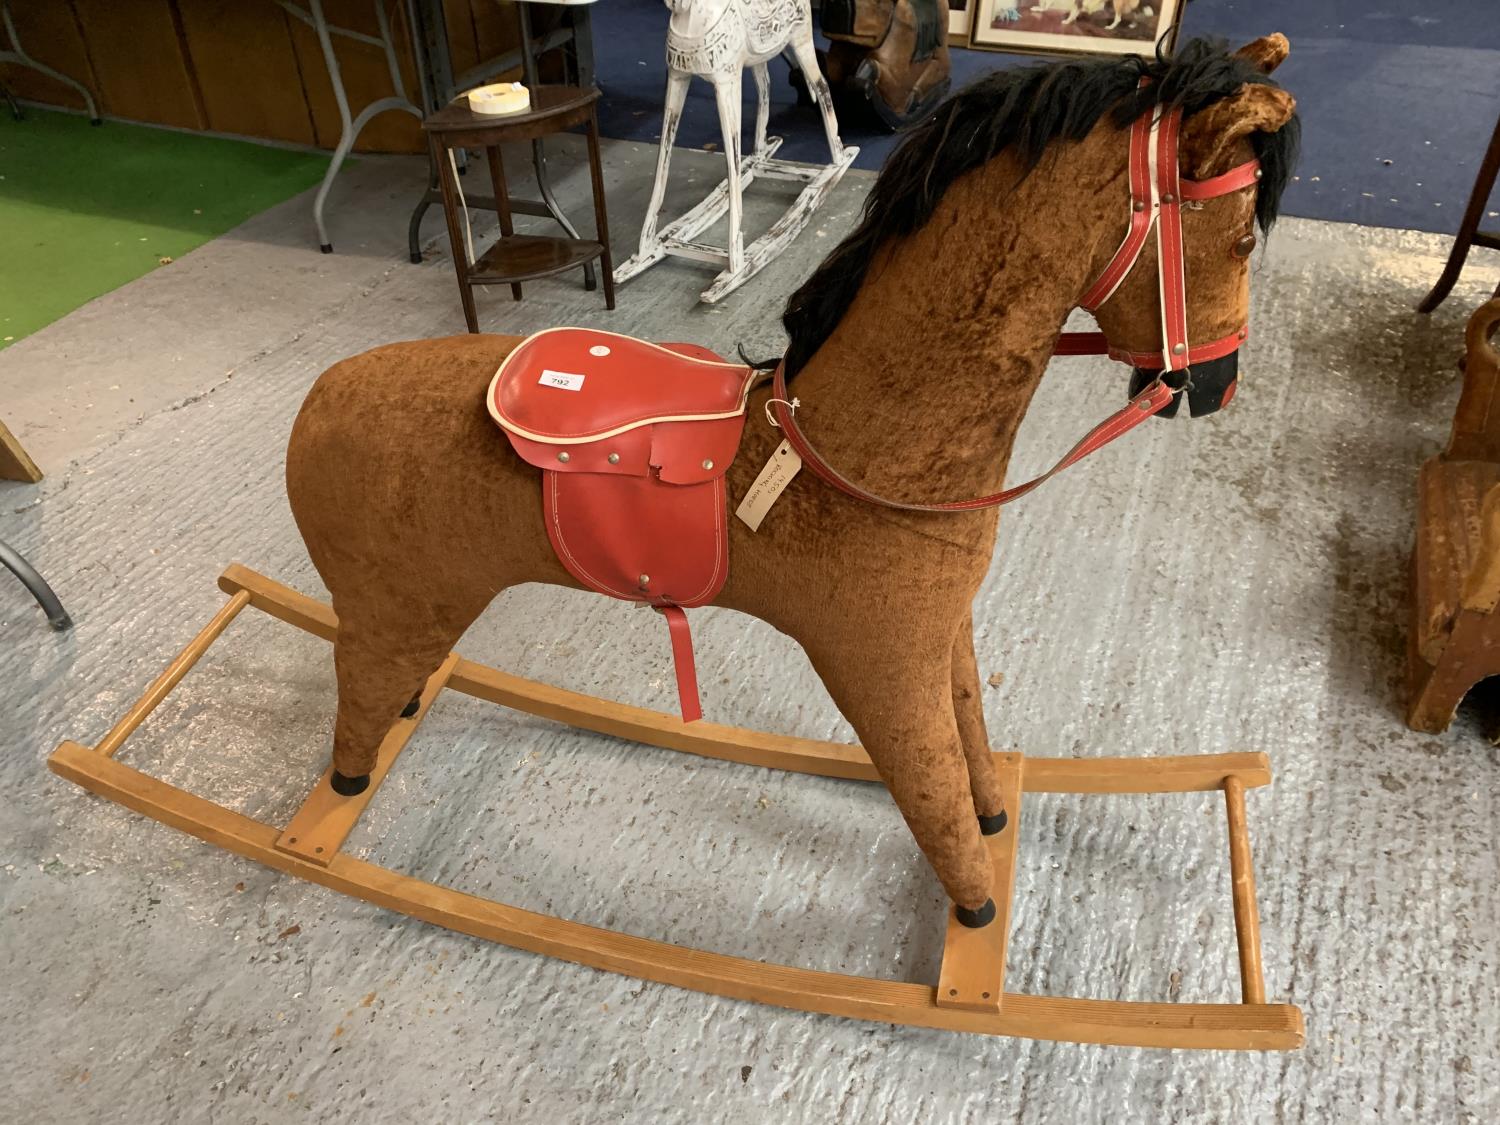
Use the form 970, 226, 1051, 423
751, 61, 771, 159
950, 614, 1008, 833
807, 631, 996, 923
786, 23, 846, 163
637, 68, 690, 256
325, 588, 492, 794
710, 69, 745, 276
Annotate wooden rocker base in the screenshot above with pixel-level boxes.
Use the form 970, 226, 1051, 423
47, 565, 1304, 1050
613, 137, 860, 305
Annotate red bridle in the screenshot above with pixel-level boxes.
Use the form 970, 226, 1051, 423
1055, 101, 1262, 371
768, 100, 1263, 514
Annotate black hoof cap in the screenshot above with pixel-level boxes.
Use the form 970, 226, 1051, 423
400, 694, 422, 719
89, 118, 103, 126
330, 770, 370, 796
955, 898, 996, 929
320, 243, 334, 254
978, 808, 1009, 836
409, 252, 424, 264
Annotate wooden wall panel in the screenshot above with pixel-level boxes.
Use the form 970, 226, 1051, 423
70, 0, 203, 129
0, 2, 98, 115
285, 0, 422, 153
471, 0, 519, 68
442, 0, 482, 82
176, 1, 316, 145
4, 0, 529, 154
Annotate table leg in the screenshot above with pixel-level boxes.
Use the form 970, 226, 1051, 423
571, 6, 595, 91
0, 538, 72, 631
432, 137, 480, 333
486, 145, 523, 301
406, 0, 453, 263
587, 115, 615, 311
516, 2, 595, 292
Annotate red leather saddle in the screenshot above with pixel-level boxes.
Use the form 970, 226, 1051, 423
489, 328, 757, 721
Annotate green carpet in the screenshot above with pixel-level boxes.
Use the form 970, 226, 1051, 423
0, 110, 332, 350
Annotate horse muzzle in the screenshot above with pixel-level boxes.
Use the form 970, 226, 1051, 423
1128, 349, 1240, 419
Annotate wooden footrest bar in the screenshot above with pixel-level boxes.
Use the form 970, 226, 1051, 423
275, 654, 460, 867
45, 566, 1304, 1050
936, 753, 1022, 1013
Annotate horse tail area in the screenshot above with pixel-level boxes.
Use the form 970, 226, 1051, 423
286, 333, 550, 781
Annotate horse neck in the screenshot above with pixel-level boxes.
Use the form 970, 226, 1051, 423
787, 132, 1124, 503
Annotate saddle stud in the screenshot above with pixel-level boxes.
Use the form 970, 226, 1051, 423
1132, 200, 1146, 213
1172, 343, 1187, 355
701, 459, 714, 470
608, 453, 620, 464
557, 452, 571, 463
638, 574, 650, 589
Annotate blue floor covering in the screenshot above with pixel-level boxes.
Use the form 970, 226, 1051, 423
588, 0, 1500, 236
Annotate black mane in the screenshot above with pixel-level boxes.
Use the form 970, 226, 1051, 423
779, 38, 1299, 380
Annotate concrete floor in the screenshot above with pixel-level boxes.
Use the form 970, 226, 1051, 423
2, 136, 1498, 1124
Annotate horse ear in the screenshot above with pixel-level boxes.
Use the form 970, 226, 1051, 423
1234, 33, 1290, 74
1179, 84, 1297, 179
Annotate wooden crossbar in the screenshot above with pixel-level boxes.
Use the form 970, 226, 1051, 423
936, 753, 1022, 1013
275, 654, 460, 866
95, 590, 251, 758
1223, 776, 1267, 1004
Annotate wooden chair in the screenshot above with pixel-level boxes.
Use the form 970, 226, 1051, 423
1408, 297, 1500, 731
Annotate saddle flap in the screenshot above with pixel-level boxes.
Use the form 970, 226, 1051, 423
490, 327, 754, 445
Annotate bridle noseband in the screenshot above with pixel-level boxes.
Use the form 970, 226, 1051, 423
769, 98, 1263, 514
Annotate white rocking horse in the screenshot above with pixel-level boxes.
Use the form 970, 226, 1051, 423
613, 0, 859, 303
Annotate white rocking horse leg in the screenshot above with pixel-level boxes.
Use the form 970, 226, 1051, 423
711, 70, 746, 277
751, 62, 771, 160
787, 23, 845, 163
636, 68, 692, 258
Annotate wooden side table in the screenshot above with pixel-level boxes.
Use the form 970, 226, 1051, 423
423, 85, 614, 332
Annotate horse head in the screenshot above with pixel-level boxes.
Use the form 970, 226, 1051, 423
1090, 35, 1298, 418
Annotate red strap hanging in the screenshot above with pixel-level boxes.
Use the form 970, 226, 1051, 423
657, 606, 703, 723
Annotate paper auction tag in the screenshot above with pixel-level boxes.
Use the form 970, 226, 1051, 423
735, 440, 802, 531
539, 369, 585, 391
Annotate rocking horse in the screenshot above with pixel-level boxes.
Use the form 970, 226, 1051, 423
611, 0, 859, 303
52, 38, 1305, 1049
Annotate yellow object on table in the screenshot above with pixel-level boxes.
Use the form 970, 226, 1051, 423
466, 82, 531, 115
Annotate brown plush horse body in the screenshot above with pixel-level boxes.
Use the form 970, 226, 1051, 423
286, 38, 1298, 923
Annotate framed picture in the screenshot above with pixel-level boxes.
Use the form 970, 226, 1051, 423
949, 0, 974, 44
970, 0, 1184, 56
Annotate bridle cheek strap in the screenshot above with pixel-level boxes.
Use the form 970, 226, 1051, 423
1058, 104, 1261, 369
769, 104, 1262, 516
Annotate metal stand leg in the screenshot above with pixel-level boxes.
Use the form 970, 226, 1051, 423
0, 539, 72, 631
571, 5, 595, 91
1419, 111, 1500, 314
282, 0, 423, 253
516, 2, 595, 290
0, 2, 99, 123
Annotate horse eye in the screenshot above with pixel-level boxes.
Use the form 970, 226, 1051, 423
1233, 233, 1257, 259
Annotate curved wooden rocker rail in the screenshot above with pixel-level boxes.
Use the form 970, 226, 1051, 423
47, 565, 1304, 1051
